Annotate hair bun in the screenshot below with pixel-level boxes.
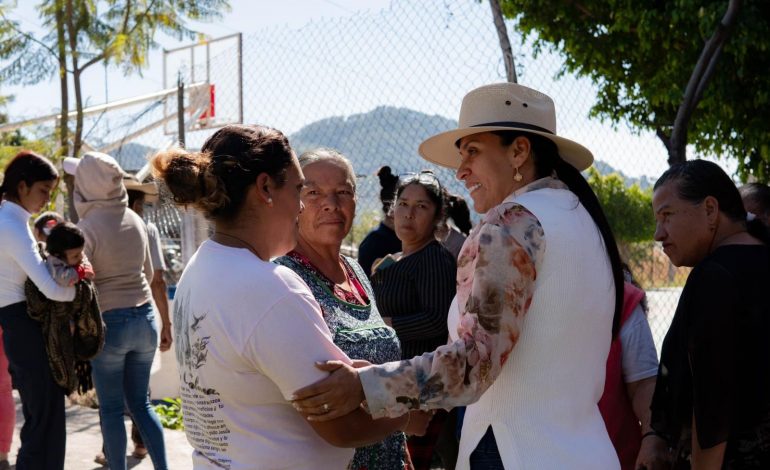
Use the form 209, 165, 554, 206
377, 166, 398, 190
151, 147, 211, 205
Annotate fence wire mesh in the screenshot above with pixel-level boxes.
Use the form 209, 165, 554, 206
13, 0, 692, 350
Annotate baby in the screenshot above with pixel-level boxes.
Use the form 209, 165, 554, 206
44, 222, 94, 287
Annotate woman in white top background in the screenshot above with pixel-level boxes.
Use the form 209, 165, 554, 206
0, 151, 75, 470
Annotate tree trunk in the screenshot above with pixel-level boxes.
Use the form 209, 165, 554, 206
71, 67, 83, 157
56, 0, 78, 221
667, 0, 741, 166
64, 0, 83, 158
489, 0, 517, 83
55, 0, 69, 159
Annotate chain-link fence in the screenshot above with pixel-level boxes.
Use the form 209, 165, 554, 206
7, 0, 692, 349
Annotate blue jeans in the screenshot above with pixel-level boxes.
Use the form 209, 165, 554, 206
469, 426, 504, 470
91, 303, 167, 470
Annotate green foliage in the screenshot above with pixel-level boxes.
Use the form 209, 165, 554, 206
499, 0, 770, 180
153, 397, 184, 431
586, 167, 655, 244
0, 141, 54, 171
0, 131, 56, 173
0, 97, 59, 209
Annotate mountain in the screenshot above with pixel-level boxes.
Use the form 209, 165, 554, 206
290, 105, 471, 202
593, 160, 654, 190
290, 105, 457, 175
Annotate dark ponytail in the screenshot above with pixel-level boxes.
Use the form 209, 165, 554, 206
552, 152, 624, 337
492, 131, 624, 336
377, 166, 399, 215
447, 193, 472, 235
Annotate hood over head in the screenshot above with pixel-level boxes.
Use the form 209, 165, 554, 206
73, 151, 128, 218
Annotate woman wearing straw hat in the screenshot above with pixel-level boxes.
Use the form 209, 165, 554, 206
292, 82, 625, 469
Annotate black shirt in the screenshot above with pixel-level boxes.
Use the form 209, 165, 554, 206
651, 244, 770, 464
357, 222, 402, 279
371, 240, 456, 360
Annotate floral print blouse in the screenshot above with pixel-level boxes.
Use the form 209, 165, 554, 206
358, 177, 567, 419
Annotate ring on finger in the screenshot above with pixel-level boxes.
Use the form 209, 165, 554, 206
323, 403, 330, 412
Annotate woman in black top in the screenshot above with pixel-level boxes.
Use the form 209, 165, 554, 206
651, 160, 770, 469
371, 171, 456, 359
371, 171, 457, 470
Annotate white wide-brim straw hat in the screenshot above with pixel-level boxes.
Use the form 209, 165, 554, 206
123, 175, 159, 203
419, 82, 594, 171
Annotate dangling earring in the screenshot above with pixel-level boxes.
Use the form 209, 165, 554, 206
513, 166, 523, 182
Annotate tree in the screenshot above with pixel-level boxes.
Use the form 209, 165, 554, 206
586, 168, 655, 245
586, 167, 655, 262
489, 0, 517, 83
498, 0, 770, 180
0, 0, 230, 158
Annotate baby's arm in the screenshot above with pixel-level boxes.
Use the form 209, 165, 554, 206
46, 256, 81, 287
77, 255, 95, 281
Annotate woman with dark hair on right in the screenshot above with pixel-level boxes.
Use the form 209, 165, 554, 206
292, 83, 625, 469
358, 166, 402, 277
650, 160, 770, 469
152, 124, 429, 469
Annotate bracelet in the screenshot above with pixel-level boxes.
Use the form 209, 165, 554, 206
641, 431, 661, 440
402, 412, 411, 432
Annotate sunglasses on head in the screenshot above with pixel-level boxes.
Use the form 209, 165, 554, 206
399, 170, 441, 189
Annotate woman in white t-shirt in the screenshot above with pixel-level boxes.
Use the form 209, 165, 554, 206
151, 124, 430, 470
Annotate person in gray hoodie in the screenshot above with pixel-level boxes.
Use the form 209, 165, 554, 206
72, 152, 168, 470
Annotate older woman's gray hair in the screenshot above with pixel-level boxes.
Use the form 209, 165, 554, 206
298, 148, 357, 192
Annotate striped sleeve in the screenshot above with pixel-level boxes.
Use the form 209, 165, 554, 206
390, 245, 456, 342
